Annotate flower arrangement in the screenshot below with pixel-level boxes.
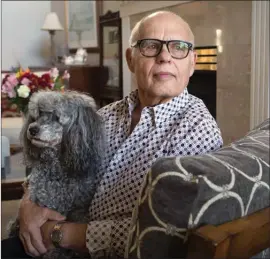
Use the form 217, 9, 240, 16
1, 67, 70, 114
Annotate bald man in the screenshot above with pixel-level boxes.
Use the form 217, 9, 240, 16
2, 11, 223, 258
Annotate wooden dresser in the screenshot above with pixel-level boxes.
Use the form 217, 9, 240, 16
30, 65, 111, 108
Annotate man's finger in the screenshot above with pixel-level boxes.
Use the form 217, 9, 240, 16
20, 232, 40, 257
29, 227, 47, 255
46, 208, 66, 221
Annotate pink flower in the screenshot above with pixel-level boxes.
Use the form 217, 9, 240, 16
21, 78, 31, 86
2, 81, 16, 98
7, 74, 18, 87
49, 68, 59, 79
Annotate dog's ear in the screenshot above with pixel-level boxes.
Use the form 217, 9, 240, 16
61, 105, 105, 177
20, 113, 39, 166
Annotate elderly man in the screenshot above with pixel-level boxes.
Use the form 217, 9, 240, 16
2, 11, 223, 258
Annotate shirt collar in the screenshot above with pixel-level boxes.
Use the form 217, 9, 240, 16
125, 88, 190, 126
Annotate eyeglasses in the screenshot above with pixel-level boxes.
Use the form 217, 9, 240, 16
131, 39, 193, 59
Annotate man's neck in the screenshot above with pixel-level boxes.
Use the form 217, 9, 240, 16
137, 90, 172, 108
130, 104, 142, 135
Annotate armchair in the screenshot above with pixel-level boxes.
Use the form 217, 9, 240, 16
126, 118, 270, 259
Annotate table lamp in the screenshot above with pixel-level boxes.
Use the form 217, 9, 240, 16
41, 12, 64, 65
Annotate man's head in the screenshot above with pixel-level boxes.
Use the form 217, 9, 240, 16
126, 11, 197, 106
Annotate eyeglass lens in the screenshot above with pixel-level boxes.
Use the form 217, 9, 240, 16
139, 39, 190, 59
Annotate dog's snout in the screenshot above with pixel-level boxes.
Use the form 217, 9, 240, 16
29, 126, 39, 136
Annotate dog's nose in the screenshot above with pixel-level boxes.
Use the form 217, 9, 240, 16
29, 126, 39, 136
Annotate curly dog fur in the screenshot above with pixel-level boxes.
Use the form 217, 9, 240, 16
9, 90, 105, 258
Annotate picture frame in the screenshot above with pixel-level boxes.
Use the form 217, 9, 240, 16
64, 0, 102, 53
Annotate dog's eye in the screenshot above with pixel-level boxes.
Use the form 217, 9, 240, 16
39, 111, 51, 117
52, 112, 59, 122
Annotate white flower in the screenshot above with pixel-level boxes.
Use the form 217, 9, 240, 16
63, 70, 70, 80
50, 67, 59, 79
17, 85, 30, 98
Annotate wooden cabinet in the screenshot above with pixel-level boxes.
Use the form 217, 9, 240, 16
67, 65, 109, 106
29, 65, 109, 108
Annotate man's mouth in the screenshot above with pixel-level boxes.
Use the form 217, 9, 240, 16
154, 72, 175, 79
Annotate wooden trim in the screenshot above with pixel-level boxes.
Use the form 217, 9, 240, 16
187, 207, 270, 259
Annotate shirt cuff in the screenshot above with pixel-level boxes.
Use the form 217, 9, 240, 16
86, 219, 114, 255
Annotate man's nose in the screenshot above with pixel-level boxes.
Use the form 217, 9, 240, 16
156, 44, 172, 63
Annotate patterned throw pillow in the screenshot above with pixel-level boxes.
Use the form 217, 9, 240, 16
126, 119, 270, 259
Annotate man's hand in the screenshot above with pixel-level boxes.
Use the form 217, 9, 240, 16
40, 221, 58, 251
19, 192, 66, 257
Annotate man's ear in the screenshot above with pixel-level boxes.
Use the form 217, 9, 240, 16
126, 48, 135, 73
189, 51, 197, 77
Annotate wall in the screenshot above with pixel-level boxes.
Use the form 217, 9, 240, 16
103, 1, 122, 14
50, 0, 122, 66
129, 1, 252, 145
1, 1, 123, 70
2, 1, 51, 70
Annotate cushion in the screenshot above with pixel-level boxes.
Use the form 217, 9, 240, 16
126, 119, 270, 259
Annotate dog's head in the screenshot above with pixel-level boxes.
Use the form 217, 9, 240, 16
21, 90, 105, 176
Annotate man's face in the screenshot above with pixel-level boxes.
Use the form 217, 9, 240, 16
127, 14, 197, 101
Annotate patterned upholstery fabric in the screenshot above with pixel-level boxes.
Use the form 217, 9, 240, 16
126, 119, 270, 259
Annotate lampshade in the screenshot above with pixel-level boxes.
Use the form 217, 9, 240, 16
41, 12, 63, 31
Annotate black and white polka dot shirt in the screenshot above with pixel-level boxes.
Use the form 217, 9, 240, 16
86, 88, 223, 257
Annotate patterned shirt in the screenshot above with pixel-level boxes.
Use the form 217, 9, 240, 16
85, 88, 223, 257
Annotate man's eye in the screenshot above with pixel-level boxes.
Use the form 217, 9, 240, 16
171, 42, 187, 51
148, 44, 159, 49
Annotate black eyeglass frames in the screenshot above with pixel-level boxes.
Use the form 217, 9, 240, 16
131, 39, 194, 59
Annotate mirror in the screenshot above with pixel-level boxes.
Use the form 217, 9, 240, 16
103, 26, 119, 87
99, 11, 122, 98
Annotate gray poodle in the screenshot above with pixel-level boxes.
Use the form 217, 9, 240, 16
9, 90, 105, 258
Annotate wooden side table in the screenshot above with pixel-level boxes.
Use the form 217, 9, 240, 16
1, 178, 25, 201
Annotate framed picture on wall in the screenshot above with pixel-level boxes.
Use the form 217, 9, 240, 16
64, 0, 102, 53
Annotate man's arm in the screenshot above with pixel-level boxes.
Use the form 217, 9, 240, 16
187, 110, 223, 155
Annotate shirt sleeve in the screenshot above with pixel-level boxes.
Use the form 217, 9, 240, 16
190, 112, 223, 154
86, 217, 131, 258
